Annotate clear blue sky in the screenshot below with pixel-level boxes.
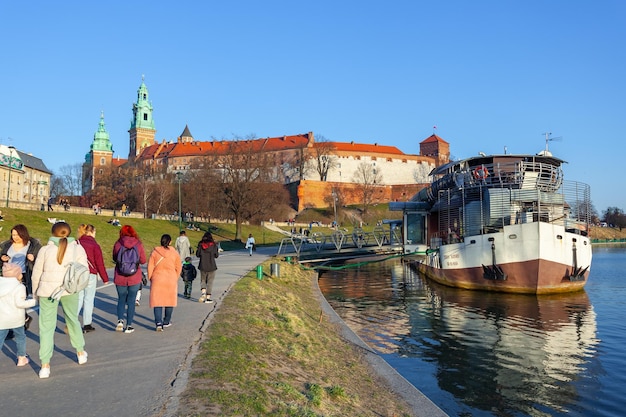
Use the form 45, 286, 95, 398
1, 1, 624, 214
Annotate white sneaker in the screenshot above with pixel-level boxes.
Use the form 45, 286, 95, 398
39, 366, 50, 379
78, 351, 88, 365
116, 320, 124, 332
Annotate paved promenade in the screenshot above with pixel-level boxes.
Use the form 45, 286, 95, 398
0, 245, 446, 417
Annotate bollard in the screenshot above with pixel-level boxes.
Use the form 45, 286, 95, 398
256, 265, 263, 280
270, 263, 280, 277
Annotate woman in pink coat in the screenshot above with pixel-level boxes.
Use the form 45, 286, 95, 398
147, 234, 181, 332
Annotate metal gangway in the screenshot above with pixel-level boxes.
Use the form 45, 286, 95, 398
276, 225, 402, 257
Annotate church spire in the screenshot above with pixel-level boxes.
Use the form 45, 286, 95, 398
129, 75, 157, 159
91, 111, 113, 152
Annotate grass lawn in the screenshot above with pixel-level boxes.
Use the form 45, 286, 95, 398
177, 259, 414, 416
0, 208, 286, 267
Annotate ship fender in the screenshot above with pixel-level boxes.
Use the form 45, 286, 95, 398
482, 239, 507, 280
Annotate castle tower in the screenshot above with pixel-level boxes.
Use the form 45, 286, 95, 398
419, 134, 450, 166
129, 76, 156, 160
82, 111, 114, 194
178, 125, 194, 143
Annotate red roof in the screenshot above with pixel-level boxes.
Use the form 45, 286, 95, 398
326, 141, 405, 155
420, 134, 449, 145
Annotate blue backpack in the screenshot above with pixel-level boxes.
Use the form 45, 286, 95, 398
115, 245, 139, 276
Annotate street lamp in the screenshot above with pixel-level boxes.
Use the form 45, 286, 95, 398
5, 145, 16, 208
332, 189, 338, 228
176, 171, 183, 231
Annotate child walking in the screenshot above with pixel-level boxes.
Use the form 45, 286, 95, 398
0, 263, 37, 366
181, 256, 197, 299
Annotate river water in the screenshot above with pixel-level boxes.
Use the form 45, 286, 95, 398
317, 246, 626, 417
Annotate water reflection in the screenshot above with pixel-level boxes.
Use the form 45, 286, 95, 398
318, 259, 600, 416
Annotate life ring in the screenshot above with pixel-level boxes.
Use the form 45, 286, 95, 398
473, 166, 489, 180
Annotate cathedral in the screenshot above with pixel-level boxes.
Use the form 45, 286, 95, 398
83, 78, 450, 210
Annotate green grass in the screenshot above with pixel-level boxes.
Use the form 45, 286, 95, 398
177, 260, 414, 416
0, 207, 286, 267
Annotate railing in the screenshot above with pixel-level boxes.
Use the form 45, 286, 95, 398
276, 226, 402, 256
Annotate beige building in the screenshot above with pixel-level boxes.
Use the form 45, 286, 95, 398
1, 144, 52, 209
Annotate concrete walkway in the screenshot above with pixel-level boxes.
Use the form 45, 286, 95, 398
0, 247, 270, 416
0, 245, 446, 416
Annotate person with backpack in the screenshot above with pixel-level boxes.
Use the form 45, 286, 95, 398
180, 256, 197, 299
196, 232, 219, 304
77, 224, 109, 333
112, 225, 146, 334
148, 234, 182, 331
31, 222, 89, 378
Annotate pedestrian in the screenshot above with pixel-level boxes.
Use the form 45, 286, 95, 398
245, 233, 256, 256
175, 230, 191, 262
47, 197, 54, 211
148, 234, 181, 331
1, 224, 42, 333
77, 224, 109, 333
195, 232, 219, 304
31, 221, 89, 379
0, 263, 36, 366
112, 225, 147, 334
181, 256, 197, 299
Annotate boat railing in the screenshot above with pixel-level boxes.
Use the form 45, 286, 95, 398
432, 174, 591, 244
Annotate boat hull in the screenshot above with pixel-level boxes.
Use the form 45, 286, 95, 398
413, 222, 591, 294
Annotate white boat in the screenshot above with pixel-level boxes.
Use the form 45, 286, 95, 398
391, 150, 592, 294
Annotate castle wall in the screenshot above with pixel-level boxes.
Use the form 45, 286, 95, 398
295, 180, 428, 212
319, 154, 434, 184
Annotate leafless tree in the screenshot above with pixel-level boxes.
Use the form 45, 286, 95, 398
352, 161, 383, 213
58, 163, 84, 196
129, 165, 156, 219
195, 138, 290, 241
49, 175, 68, 199
307, 135, 338, 181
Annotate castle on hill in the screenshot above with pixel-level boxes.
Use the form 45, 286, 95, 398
82, 78, 450, 211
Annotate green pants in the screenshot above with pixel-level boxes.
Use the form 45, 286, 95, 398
39, 293, 85, 364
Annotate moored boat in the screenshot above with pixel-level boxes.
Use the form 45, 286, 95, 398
391, 149, 592, 294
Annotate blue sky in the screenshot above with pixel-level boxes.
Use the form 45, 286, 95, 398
1, 1, 624, 213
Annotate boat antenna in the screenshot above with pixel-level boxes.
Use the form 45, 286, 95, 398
543, 132, 563, 152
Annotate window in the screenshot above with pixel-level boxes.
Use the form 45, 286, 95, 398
143, 113, 148, 121
100, 157, 106, 165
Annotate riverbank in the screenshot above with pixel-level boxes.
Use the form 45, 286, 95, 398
174, 259, 429, 416
590, 226, 626, 242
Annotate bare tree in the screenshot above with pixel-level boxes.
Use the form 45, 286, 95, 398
352, 162, 383, 213
58, 163, 84, 196
152, 171, 175, 215
49, 175, 68, 199
308, 135, 338, 181
86, 165, 134, 210
201, 138, 290, 241
130, 166, 155, 219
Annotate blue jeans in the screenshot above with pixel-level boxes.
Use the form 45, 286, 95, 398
0, 326, 26, 357
116, 284, 140, 326
154, 307, 173, 326
78, 273, 98, 326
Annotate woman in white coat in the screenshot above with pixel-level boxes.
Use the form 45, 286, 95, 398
31, 222, 89, 379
